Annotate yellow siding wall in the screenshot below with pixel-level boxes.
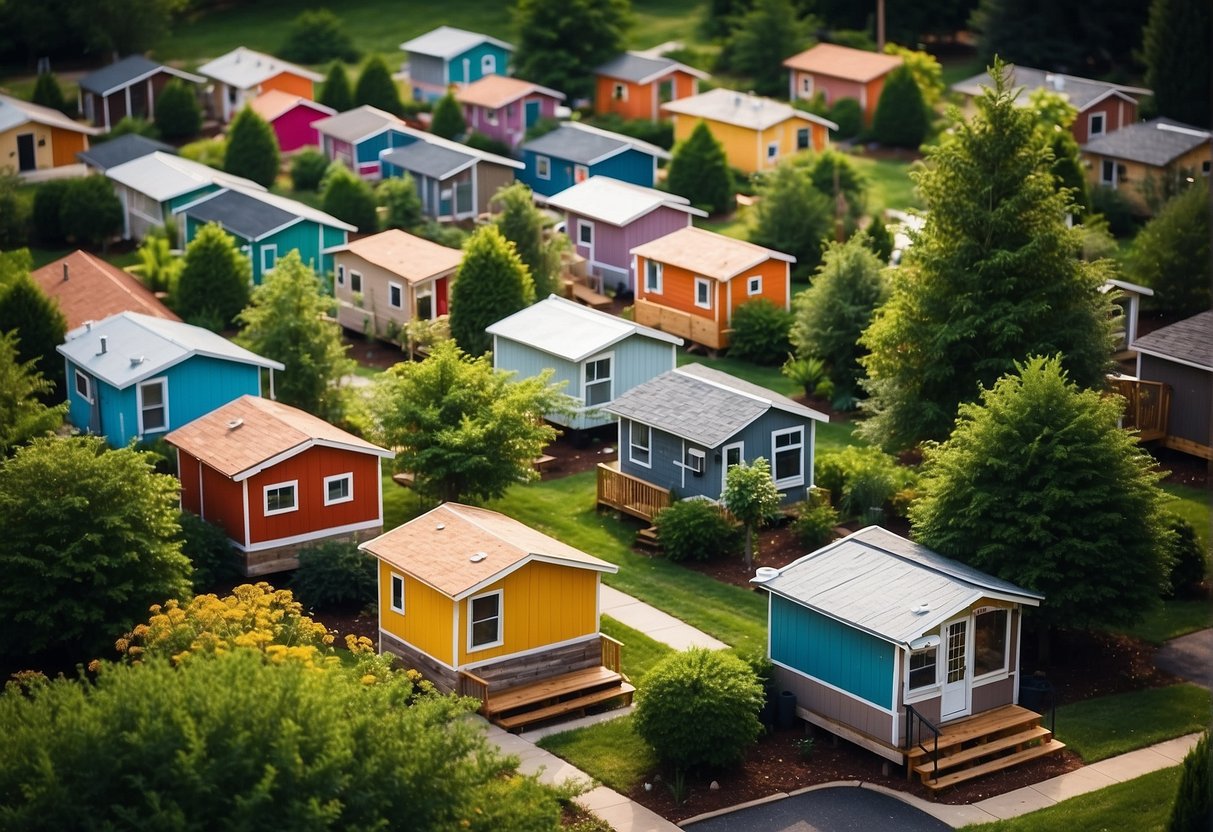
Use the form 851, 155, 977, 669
378, 560, 454, 665
0, 124, 57, 170
672, 116, 826, 174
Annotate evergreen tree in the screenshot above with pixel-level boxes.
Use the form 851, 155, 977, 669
320, 163, 377, 232
808, 149, 868, 233
492, 182, 562, 299
279, 8, 359, 65
448, 225, 534, 356
224, 107, 280, 188
319, 61, 353, 113
871, 65, 929, 149
60, 176, 123, 251
859, 60, 1114, 451
749, 162, 831, 277
882, 44, 944, 107
430, 92, 466, 140
1167, 732, 1210, 832
154, 78, 202, 141
31, 178, 71, 246
1126, 182, 1211, 317
0, 330, 65, 454
0, 170, 27, 248
666, 121, 734, 215
1026, 89, 1088, 209
354, 55, 403, 116
865, 214, 894, 263
722, 0, 806, 97
0, 273, 67, 395
175, 222, 251, 329
376, 176, 423, 231
514, 0, 630, 102
1143, 0, 1211, 127
31, 72, 68, 113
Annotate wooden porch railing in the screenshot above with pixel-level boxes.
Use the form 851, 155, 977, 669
458, 670, 490, 713
596, 461, 672, 522
633, 298, 727, 349
600, 634, 623, 674
1107, 376, 1171, 442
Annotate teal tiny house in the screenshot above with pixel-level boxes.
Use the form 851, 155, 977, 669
399, 26, 513, 102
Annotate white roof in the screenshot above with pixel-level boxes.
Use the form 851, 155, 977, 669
399, 25, 513, 60
197, 47, 323, 89
487, 294, 682, 362
0, 93, 101, 135
661, 87, 837, 131
105, 152, 265, 203
58, 311, 283, 389
545, 176, 706, 226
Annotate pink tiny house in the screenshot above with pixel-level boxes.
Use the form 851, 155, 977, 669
248, 90, 335, 153
458, 75, 565, 149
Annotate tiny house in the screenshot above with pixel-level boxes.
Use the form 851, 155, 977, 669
77, 55, 204, 131
458, 75, 564, 149
594, 51, 708, 121
782, 44, 902, 126
247, 90, 335, 153
1124, 310, 1213, 460
313, 105, 411, 180
0, 93, 99, 174
197, 47, 323, 123
1082, 119, 1212, 216
400, 26, 513, 102
380, 134, 522, 221
519, 122, 669, 198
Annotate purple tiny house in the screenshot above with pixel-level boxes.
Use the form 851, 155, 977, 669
457, 75, 564, 149
546, 176, 706, 295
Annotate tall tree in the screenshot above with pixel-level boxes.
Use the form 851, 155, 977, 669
430, 92, 466, 139
492, 182, 563, 299
319, 62, 354, 113
69, 0, 185, 58
1142, 0, 1211, 127
1125, 181, 1211, 317
372, 340, 570, 503
31, 72, 69, 113
224, 107, 280, 188
0, 171, 27, 248
0, 272, 68, 396
859, 61, 1114, 451
175, 222, 251, 329
722, 457, 782, 571
871, 64, 929, 149
0, 331, 66, 456
971, 0, 1149, 76
721, 0, 807, 96
448, 225, 534, 356
666, 121, 734, 215
513, 0, 630, 102
1025, 89, 1089, 209
236, 251, 355, 423
883, 44, 945, 107
749, 162, 831, 277
354, 55, 403, 116
154, 78, 202, 141
320, 163, 377, 232
279, 8, 359, 65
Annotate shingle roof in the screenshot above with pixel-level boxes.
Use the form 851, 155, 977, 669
381, 140, 476, 180
165, 395, 392, 480
0, 93, 101, 135
661, 87, 836, 132
197, 47, 323, 89
247, 89, 334, 123
399, 26, 513, 60
311, 105, 406, 144
57, 311, 283, 389
782, 44, 902, 83
545, 176, 705, 226
106, 152, 264, 203
951, 65, 1150, 111
522, 121, 670, 164
78, 55, 203, 96
329, 229, 463, 283
631, 226, 794, 279
594, 51, 709, 84
177, 186, 357, 239
77, 133, 174, 171
32, 250, 180, 331
757, 526, 1043, 646
456, 75, 565, 109
1132, 310, 1213, 371
1082, 118, 1212, 168
487, 294, 682, 362
604, 363, 826, 447
362, 503, 616, 600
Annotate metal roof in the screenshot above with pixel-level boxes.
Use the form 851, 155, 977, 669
1082, 118, 1212, 168
399, 26, 513, 60
105, 151, 264, 203
595, 51, 708, 84
177, 185, 356, 238
545, 176, 704, 226
0, 93, 101, 135
951, 65, 1150, 111
522, 121, 670, 164
1132, 310, 1213, 371
77, 134, 174, 171
79, 55, 203, 96
487, 294, 682, 362
661, 87, 837, 132
197, 47, 323, 89
311, 105, 405, 144
381, 141, 476, 180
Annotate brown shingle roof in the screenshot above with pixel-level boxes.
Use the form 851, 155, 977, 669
630, 226, 794, 280
31, 250, 180, 331
330, 229, 463, 283
782, 44, 902, 83
247, 89, 333, 122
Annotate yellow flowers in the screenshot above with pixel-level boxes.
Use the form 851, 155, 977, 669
360, 674, 378, 686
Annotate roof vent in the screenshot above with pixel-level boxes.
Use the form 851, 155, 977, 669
226, 418, 244, 430
910, 601, 931, 615
469, 551, 487, 563
754, 566, 779, 582
129, 356, 145, 367
435, 522, 445, 531
98, 335, 108, 355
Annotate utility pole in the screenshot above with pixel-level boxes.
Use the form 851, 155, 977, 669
876, 0, 886, 50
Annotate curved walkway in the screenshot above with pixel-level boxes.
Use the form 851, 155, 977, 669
682, 784, 950, 831
1154, 628, 1212, 689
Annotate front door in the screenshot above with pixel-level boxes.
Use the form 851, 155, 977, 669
524, 100, 540, 128
16, 133, 36, 171
721, 442, 743, 496
940, 618, 970, 720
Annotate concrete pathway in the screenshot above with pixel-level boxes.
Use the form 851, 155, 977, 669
601, 586, 729, 651
682, 783, 951, 831
1154, 628, 1212, 689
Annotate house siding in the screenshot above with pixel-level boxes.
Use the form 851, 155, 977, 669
466, 93, 559, 148
261, 71, 315, 102
569, 204, 692, 294
269, 104, 328, 152
380, 559, 456, 665
198, 459, 248, 545
1084, 143, 1211, 216
522, 145, 657, 197
0, 124, 90, 172
354, 127, 413, 180
335, 251, 454, 341
670, 114, 827, 174
85, 72, 176, 129
408, 54, 448, 100
1140, 355, 1211, 450
1073, 98, 1138, 144
447, 43, 511, 86
595, 70, 699, 121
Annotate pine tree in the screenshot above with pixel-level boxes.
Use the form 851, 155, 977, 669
321, 163, 377, 232
448, 225, 534, 356
1142, 0, 1211, 127
175, 222, 252, 329
31, 72, 68, 114
154, 79, 202, 141
354, 55, 403, 116
871, 65, 929, 149
430, 92, 466, 140
319, 62, 354, 113
865, 214, 894, 263
0, 330, 65, 455
513, 0, 630, 102
224, 107, 280, 188
749, 162, 831, 277
666, 121, 734, 215
722, 0, 806, 97
492, 182, 562, 299
0, 274, 67, 396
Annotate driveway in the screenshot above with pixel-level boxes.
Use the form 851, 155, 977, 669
682, 786, 950, 832
1154, 628, 1212, 688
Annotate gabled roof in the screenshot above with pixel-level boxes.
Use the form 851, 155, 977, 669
382, 140, 477, 180
487, 294, 683, 362
631, 226, 794, 279
165, 395, 393, 481
361, 502, 616, 600
605, 363, 826, 448
328, 228, 463, 283
247, 89, 335, 123
32, 250, 180, 331
754, 526, 1042, 647
0, 93, 101, 135
951, 65, 1150, 111
57, 311, 283, 389
660, 87, 837, 132
79, 55, 204, 97
1082, 118, 1212, 168
1132, 310, 1213, 372
545, 176, 706, 225
595, 51, 709, 85
381, 130, 524, 172
77, 133, 174, 171
399, 26, 513, 60
176, 185, 357, 239
782, 43, 902, 83
522, 121, 670, 164
106, 151, 265, 203
197, 47, 323, 89
312, 105, 406, 144
457, 74, 565, 109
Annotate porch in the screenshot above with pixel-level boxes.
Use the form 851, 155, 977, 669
633, 297, 728, 350
1108, 375, 1170, 442
596, 460, 672, 522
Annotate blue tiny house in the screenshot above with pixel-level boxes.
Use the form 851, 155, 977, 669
400, 26, 513, 102
519, 123, 669, 198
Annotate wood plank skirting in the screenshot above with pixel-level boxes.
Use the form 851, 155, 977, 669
633, 297, 727, 349
596, 460, 672, 522
1108, 376, 1171, 442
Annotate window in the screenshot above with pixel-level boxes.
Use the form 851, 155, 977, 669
389, 573, 404, 613
261, 245, 277, 274
747, 275, 762, 296
138, 378, 168, 434
481, 54, 496, 75
694, 277, 712, 309
578, 220, 593, 246
583, 354, 612, 407
1202, 160, 1210, 176
908, 647, 938, 691
336, 264, 345, 286
721, 442, 743, 493
684, 447, 705, 475
416, 286, 434, 320
800, 75, 812, 96
324, 472, 353, 506
535, 155, 551, 180
973, 608, 1009, 677
469, 590, 502, 650
388, 281, 403, 309
771, 426, 804, 488
350, 271, 363, 293
485, 108, 498, 126
264, 480, 298, 515
74, 369, 92, 403
766, 142, 779, 162
1100, 159, 1116, 186
1088, 112, 1105, 137
796, 128, 810, 150
629, 422, 651, 467
613, 82, 627, 101
574, 164, 589, 184
644, 260, 663, 293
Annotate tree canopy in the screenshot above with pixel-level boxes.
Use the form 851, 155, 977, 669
1126, 181, 1211, 317
448, 225, 535, 356
1143, 0, 1211, 127
719, 0, 806, 97
59, 176, 123, 251
430, 92, 466, 140
666, 121, 734, 216
377, 176, 424, 231
279, 8, 358, 64
723, 457, 782, 571
154, 78, 202, 141
224, 107, 280, 188
0, 331, 65, 456
492, 182, 563, 299
749, 161, 831, 277
175, 221, 252, 329
320, 162, 377, 232
319, 62, 354, 113
871, 65, 929, 149
354, 55, 403, 116
31, 72, 69, 113
0, 268, 68, 396
513, 0, 630, 102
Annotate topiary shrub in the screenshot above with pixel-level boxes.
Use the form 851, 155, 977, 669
654, 499, 740, 562
290, 148, 330, 191
321, 163, 377, 232
1167, 731, 1210, 832
291, 541, 377, 610
728, 299, 794, 366
633, 648, 764, 771
1165, 515, 1209, 598
793, 499, 840, 549
155, 79, 202, 141
178, 511, 242, 592
828, 97, 863, 140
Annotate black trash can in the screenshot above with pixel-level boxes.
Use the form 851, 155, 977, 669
1019, 675, 1053, 713
777, 690, 797, 730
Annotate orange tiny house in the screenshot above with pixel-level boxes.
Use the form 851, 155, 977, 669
594, 52, 709, 121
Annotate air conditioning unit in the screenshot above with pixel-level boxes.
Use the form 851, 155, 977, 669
686, 448, 706, 476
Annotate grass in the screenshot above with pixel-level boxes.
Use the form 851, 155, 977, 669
1116, 599, 1212, 645
846, 153, 922, 213
1161, 481, 1210, 549
677, 351, 796, 396
695, 208, 751, 241
537, 714, 656, 794
1055, 683, 1210, 763
601, 615, 674, 683
960, 765, 1180, 832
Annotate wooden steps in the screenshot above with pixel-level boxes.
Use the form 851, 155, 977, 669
635, 526, 661, 551
482, 665, 633, 732
907, 705, 1040, 764
496, 682, 636, 731
913, 725, 1053, 775
924, 740, 1067, 790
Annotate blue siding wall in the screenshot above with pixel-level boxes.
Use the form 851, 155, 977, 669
253, 222, 348, 283
357, 128, 415, 167
447, 43, 511, 85
521, 147, 658, 197
770, 593, 895, 709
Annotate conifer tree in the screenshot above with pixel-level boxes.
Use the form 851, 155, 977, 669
31, 72, 69, 113
1126, 182, 1211, 317
319, 62, 354, 113
175, 222, 251, 329
749, 162, 831, 277
0, 273, 67, 395
492, 182, 562, 299
320, 163, 377, 232
154, 79, 202, 140
224, 107, 280, 188
448, 225, 534, 355
0, 331, 65, 455
1143, 0, 1211, 128
722, 0, 806, 97
514, 0, 630, 102
354, 55, 403, 116
430, 92, 465, 139
871, 65, 929, 149
666, 121, 733, 215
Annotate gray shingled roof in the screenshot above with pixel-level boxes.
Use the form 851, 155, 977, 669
79, 55, 203, 96
595, 53, 676, 84
523, 124, 631, 165
312, 106, 403, 144
77, 134, 174, 171
1082, 118, 1212, 168
381, 142, 475, 180
951, 65, 1149, 111
1133, 310, 1213, 371
180, 189, 298, 240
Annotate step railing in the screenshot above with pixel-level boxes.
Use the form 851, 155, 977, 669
600, 634, 623, 674
596, 462, 672, 522
458, 670, 490, 713
905, 703, 941, 782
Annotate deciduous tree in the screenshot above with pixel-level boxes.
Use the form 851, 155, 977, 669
377, 176, 423, 230
666, 121, 734, 215
59, 176, 123, 251
224, 107, 280, 188
513, 0, 630, 102
492, 182, 563, 299
723, 457, 782, 571
720, 0, 806, 96
749, 161, 830, 277
1126, 181, 1211, 317
175, 221, 251, 329
0, 268, 68, 395
0, 331, 65, 455
320, 162, 377, 232
279, 8, 358, 65
448, 225, 534, 356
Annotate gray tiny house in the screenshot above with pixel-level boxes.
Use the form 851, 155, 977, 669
1132, 310, 1213, 460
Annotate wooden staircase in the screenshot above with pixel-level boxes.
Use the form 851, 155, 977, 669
473, 665, 635, 732
906, 705, 1066, 791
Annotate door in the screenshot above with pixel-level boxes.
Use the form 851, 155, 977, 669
940, 618, 970, 720
720, 441, 743, 495
524, 100, 540, 128
16, 133, 36, 171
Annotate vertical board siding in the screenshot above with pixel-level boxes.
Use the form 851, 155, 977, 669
725, 259, 789, 321
448, 43, 511, 85
163, 356, 262, 434
246, 445, 382, 544
1140, 356, 1210, 448
408, 54, 447, 94
619, 207, 694, 291
178, 452, 202, 514
593, 147, 658, 189
380, 560, 455, 665
619, 422, 686, 493
262, 72, 314, 101
199, 460, 247, 544
613, 336, 677, 404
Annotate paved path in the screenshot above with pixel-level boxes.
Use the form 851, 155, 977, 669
682, 784, 951, 832
601, 586, 729, 651
1154, 628, 1212, 689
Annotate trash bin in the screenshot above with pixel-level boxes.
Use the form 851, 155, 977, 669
1019, 675, 1053, 713
777, 690, 797, 730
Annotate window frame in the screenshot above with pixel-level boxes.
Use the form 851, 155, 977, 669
684, 446, 706, 475
766, 141, 779, 161
747, 275, 762, 296
74, 369, 93, 404
350, 270, 363, 293
906, 645, 940, 697
972, 607, 1011, 681
613, 82, 628, 101
629, 421, 652, 468
485, 107, 498, 126
388, 280, 403, 310
535, 155, 551, 180
137, 376, 169, 435
336, 264, 346, 286
574, 164, 590, 183
480, 54, 496, 76
323, 472, 354, 506
582, 352, 614, 408
1088, 111, 1106, 137
467, 589, 504, 652
644, 260, 663, 294
416, 285, 434, 320
800, 75, 812, 96
771, 426, 805, 489
389, 572, 405, 614
578, 219, 594, 247
694, 276, 713, 310
263, 479, 299, 516
260, 244, 277, 274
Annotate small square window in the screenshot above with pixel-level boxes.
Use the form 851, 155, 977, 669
909, 647, 937, 690
264, 481, 298, 515
613, 83, 627, 101
486, 108, 498, 126
389, 282, 403, 309
766, 142, 779, 161
747, 276, 762, 295
578, 221, 593, 246
574, 164, 589, 183
536, 155, 551, 180
390, 573, 404, 613
1089, 112, 1105, 136
417, 288, 434, 320
74, 369, 92, 403
350, 271, 363, 293
685, 447, 705, 474
324, 473, 353, 506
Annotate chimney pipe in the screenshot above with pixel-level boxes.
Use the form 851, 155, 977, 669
62, 263, 69, 281
99, 336, 108, 355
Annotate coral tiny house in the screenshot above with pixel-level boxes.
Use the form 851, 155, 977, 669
457, 75, 564, 149
166, 395, 394, 576
783, 44, 902, 126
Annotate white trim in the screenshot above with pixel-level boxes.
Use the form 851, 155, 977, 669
581, 350, 614, 409
685, 446, 706, 475
349, 269, 363, 293
136, 376, 169, 435
940, 616, 972, 721
1012, 610, 1023, 705
389, 571, 405, 613
466, 589, 504, 653
74, 368, 93, 404
231, 437, 394, 482
388, 280, 404, 309
380, 628, 459, 673
720, 440, 744, 495
628, 420, 652, 468
237, 517, 383, 553
694, 276, 712, 309
766, 140, 780, 163
323, 471, 354, 506
460, 632, 600, 671
971, 606, 1012, 682
453, 552, 615, 601
535, 154, 551, 180
644, 259, 663, 294
242, 479, 251, 546
770, 657, 897, 716
262, 479, 299, 516
891, 644, 902, 745
1087, 110, 1106, 137
1134, 345, 1213, 373
903, 641, 942, 704
376, 457, 384, 523
260, 243, 278, 274
771, 425, 805, 489
746, 275, 762, 296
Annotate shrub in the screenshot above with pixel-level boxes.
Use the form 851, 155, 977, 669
100, 116, 160, 141
60, 176, 123, 249
321, 163, 377, 231
654, 499, 739, 562
319, 61, 354, 113
291, 541, 377, 609
1165, 515, 1209, 598
377, 176, 423, 230
430, 92, 465, 139
155, 79, 202, 141
415, 220, 467, 249
32, 179, 72, 246
828, 97, 863, 140
290, 147, 330, 191
0, 171, 27, 248
1167, 732, 1209, 832
781, 354, 834, 399
355, 55, 403, 116
280, 8, 359, 64
464, 131, 513, 157
225, 107, 280, 188
872, 64, 929, 149
32, 72, 69, 114
1089, 186, 1138, 237
633, 648, 764, 770
793, 499, 840, 549
728, 299, 793, 365
180, 137, 226, 168
178, 511, 242, 592
815, 445, 915, 523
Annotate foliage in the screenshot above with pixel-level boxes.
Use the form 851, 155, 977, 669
416, 219, 469, 249
0, 268, 68, 395
129, 228, 182, 294
492, 182, 562, 300
1164, 515, 1208, 599
1026, 89, 1087, 208
665, 121, 734, 215
0, 331, 65, 455
1168, 731, 1210, 832
882, 44, 944, 107
827, 98, 862, 140
1125, 182, 1211, 317
31, 179, 70, 245
808, 149, 868, 233
291, 542, 378, 610
815, 444, 913, 522
31, 72, 69, 113
448, 225, 535, 355
377, 175, 424, 230
910, 356, 1174, 632
354, 55, 403, 116
728, 299, 793, 366
372, 340, 569, 503
1076, 214, 1118, 262
180, 136, 226, 168
536, 716, 657, 795
749, 161, 831, 277
0, 171, 27, 248
290, 147, 331, 191
430, 91, 466, 140
319, 61, 354, 113
1089, 184, 1137, 237
780, 354, 833, 400
237, 251, 355, 422
793, 497, 840, 549
871, 65, 929, 149
321, 162, 377, 231
720, 0, 807, 97
584, 114, 674, 150
633, 647, 764, 770
59, 176, 124, 250
463, 131, 513, 157
224, 106, 280, 188
654, 499, 739, 562
513, 0, 630, 103
177, 511, 241, 592
154, 78, 202, 140
98, 116, 160, 141
280, 8, 359, 64
175, 222, 251, 328
0, 436, 191, 659
865, 213, 894, 263
1142, 0, 1210, 127
723, 458, 782, 571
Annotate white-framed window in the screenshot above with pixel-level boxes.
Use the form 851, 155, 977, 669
261, 244, 277, 274
800, 75, 812, 96
644, 260, 663, 293
747, 275, 762, 295
629, 421, 651, 468
694, 276, 712, 309
685, 446, 705, 475
578, 220, 594, 246
481, 54, 496, 76
583, 353, 613, 407
771, 426, 804, 488
416, 285, 434, 320
350, 270, 363, 293
796, 127, 810, 150
972, 607, 1010, 678
74, 369, 92, 403
468, 589, 503, 651
574, 164, 589, 183
908, 645, 938, 691
336, 264, 346, 286
721, 441, 743, 493
766, 141, 779, 161
388, 281, 403, 309
389, 572, 405, 613
138, 377, 168, 434
485, 108, 498, 126
535, 155, 551, 180
263, 480, 298, 516
323, 472, 353, 506
1088, 112, 1105, 137
613, 82, 627, 101
1100, 159, 1116, 186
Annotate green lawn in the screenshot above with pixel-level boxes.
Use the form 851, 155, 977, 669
601, 616, 674, 683
537, 714, 656, 794
846, 154, 922, 213
1161, 481, 1210, 549
961, 765, 1180, 832
1116, 599, 1212, 645
695, 208, 751, 241
1056, 683, 1210, 763
677, 351, 796, 396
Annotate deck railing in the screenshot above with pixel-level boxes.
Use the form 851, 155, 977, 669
904, 703, 941, 783
596, 461, 672, 522
458, 670, 490, 712
1107, 376, 1171, 442
633, 298, 727, 349
600, 634, 623, 674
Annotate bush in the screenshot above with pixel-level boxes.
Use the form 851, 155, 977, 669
321, 163, 377, 232
793, 499, 840, 549
430, 92, 465, 140
280, 8, 359, 64
155, 79, 202, 141
32, 72, 69, 114
60, 176, 123, 249
32, 179, 72, 246
586, 114, 674, 150
828, 97, 863, 140
178, 511, 241, 592
377, 176, 423, 230
415, 220, 467, 249
319, 62, 354, 113
180, 137, 226, 168
354, 55, 403, 116
0, 172, 28, 248
290, 148, 330, 191
728, 299, 793, 365
1089, 186, 1138, 237
633, 648, 764, 770
1165, 515, 1209, 598
464, 131, 513, 158
654, 499, 739, 562
291, 541, 377, 609
872, 65, 929, 149
1167, 732, 1210, 832
224, 107, 280, 189
99, 116, 159, 141
815, 445, 915, 523
781, 354, 834, 399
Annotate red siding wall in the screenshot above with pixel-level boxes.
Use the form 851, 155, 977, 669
1073, 98, 1138, 144
200, 460, 248, 545
178, 452, 202, 515
246, 446, 381, 545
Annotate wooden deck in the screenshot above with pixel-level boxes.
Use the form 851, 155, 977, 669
596, 461, 672, 522
1108, 376, 1171, 442
633, 297, 728, 350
